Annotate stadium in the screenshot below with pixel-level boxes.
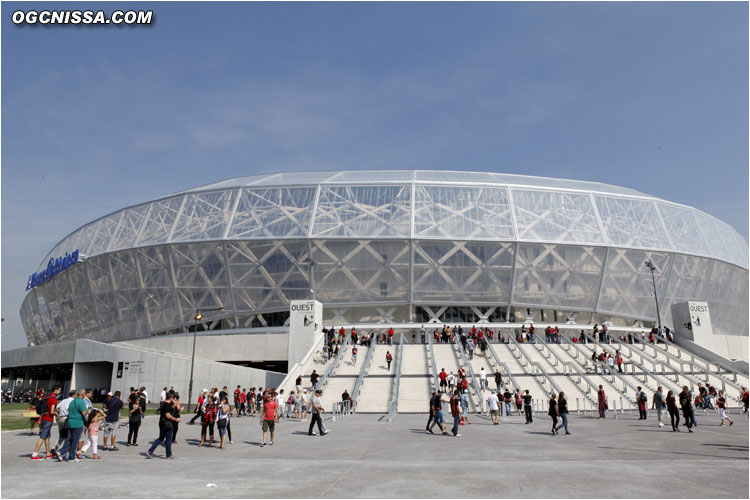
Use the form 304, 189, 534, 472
5, 170, 748, 402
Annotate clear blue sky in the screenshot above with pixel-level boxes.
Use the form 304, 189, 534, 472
2, 2, 747, 350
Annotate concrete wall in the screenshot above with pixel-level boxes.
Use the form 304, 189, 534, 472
113, 333, 288, 362
1, 341, 76, 368
72, 340, 285, 405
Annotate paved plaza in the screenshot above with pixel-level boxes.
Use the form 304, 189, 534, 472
2, 411, 748, 498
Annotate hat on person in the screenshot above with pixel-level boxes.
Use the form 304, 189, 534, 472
107, 392, 113, 396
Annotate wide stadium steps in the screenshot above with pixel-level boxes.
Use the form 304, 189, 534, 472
432, 344, 461, 375
368, 345, 397, 376
397, 376, 431, 413
356, 376, 392, 413
319, 376, 356, 410
335, 346, 368, 376
400, 345, 430, 375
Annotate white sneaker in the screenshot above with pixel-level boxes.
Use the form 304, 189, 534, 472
658, 423, 664, 427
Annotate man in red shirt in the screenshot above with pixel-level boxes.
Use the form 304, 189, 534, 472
260, 394, 278, 447
234, 385, 241, 414
387, 328, 394, 345
239, 389, 246, 416
30, 385, 61, 460
439, 369, 448, 391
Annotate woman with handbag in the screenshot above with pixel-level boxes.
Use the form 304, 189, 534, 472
217, 397, 231, 449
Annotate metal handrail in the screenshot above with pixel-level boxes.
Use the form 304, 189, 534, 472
636, 336, 745, 392
454, 340, 483, 414
507, 335, 555, 397
581, 333, 680, 395
532, 360, 563, 396
318, 335, 351, 389
631, 338, 710, 380
486, 342, 521, 392
653, 333, 748, 379
427, 330, 439, 392
351, 342, 376, 404
276, 334, 326, 395
559, 336, 626, 401
386, 334, 405, 421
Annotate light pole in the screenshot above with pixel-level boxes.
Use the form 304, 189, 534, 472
644, 260, 662, 332
187, 306, 223, 414
304, 259, 318, 301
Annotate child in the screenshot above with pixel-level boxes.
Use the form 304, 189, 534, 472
80, 408, 105, 459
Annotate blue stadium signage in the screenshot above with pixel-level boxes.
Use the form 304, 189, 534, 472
26, 250, 80, 290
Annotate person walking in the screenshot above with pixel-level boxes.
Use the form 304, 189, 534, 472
425, 391, 436, 431
666, 390, 680, 431
260, 393, 278, 447
310, 370, 320, 390
652, 387, 666, 428
679, 386, 695, 433
523, 390, 533, 424
636, 386, 648, 420
459, 377, 470, 424
494, 370, 503, 392
427, 391, 448, 435
487, 391, 500, 425
102, 390, 123, 451
190, 390, 206, 425
55, 389, 88, 462
308, 390, 330, 436
555, 392, 570, 435
351, 346, 358, 366
127, 393, 143, 446
479, 368, 487, 390
385, 351, 393, 371
717, 390, 734, 426
52, 389, 75, 454
217, 397, 232, 449
146, 392, 179, 459
199, 396, 217, 447
515, 389, 523, 416
503, 388, 513, 416
548, 393, 559, 435
438, 369, 448, 391
615, 351, 623, 373
449, 390, 463, 437
447, 371, 455, 391
597, 385, 607, 419
29, 385, 60, 460
466, 337, 475, 359
80, 408, 105, 459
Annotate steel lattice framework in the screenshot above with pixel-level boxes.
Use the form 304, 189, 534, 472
20, 170, 749, 345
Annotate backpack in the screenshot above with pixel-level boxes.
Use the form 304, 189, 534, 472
639, 392, 647, 403
35, 396, 50, 417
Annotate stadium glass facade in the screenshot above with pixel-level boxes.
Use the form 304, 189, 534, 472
20, 171, 749, 346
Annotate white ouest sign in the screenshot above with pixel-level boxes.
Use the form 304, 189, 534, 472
288, 300, 323, 369
671, 301, 714, 352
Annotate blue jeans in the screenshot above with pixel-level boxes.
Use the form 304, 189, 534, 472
504, 401, 512, 416
555, 413, 569, 433
39, 420, 53, 439
58, 426, 83, 460
148, 426, 174, 457
452, 414, 460, 436
460, 394, 468, 414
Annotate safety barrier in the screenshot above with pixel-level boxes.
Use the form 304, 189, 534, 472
318, 335, 351, 389
427, 332, 440, 392
454, 340, 484, 414
386, 334, 405, 422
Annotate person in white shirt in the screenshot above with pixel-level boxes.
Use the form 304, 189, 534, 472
479, 368, 487, 390
487, 392, 500, 425
276, 390, 285, 420
160, 387, 167, 403
447, 372, 455, 390
53, 390, 75, 452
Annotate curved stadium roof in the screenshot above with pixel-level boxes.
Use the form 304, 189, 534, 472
36, 170, 748, 272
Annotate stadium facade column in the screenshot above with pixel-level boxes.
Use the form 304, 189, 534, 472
288, 300, 323, 369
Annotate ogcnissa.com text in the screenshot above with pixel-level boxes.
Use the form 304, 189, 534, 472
12, 10, 153, 25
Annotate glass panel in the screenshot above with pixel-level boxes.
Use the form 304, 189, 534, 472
412, 241, 514, 302
331, 171, 413, 183
594, 196, 670, 250
170, 243, 231, 323
512, 189, 604, 244
228, 187, 316, 239
512, 243, 605, 309
227, 240, 310, 311
597, 249, 671, 319
136, 196, 184, 246
108, 204, 150, 253
656, 203, 709, 256
135, 246, 181, 331
312, 240, 410, 303
414, 185, 515, 239
171, 190, 236, 242
311, 185, 411, 237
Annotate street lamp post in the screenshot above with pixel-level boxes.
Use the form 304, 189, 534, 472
305, 259, 317, 301
644, 260, 662, 332
187, 307, 223, 414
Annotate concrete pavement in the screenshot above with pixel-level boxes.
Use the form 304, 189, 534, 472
2, 410, 747, 498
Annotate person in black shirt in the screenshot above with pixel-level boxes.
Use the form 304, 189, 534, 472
310, 370, 320, 390
425, 392, 436, 432
146, 392, 179, 459
522, 390, 533, 424
554, 392, 570, 435
548, 393, 559, 435
127, 393, 143, 446
427, 392, 448, 435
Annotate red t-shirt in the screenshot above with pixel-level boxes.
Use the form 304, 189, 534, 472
439, 371, 447, 381
388, 328, 394, 337
352, 347, 358, 355
240, 392, 246, 403
42, 394, 57, 422
263, 401, 278, 421
234, 389, 241, 401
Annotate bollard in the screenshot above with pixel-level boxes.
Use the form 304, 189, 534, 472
612, 399, 617, 419
620, 397, 624, 415
576, 397, 580, 415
